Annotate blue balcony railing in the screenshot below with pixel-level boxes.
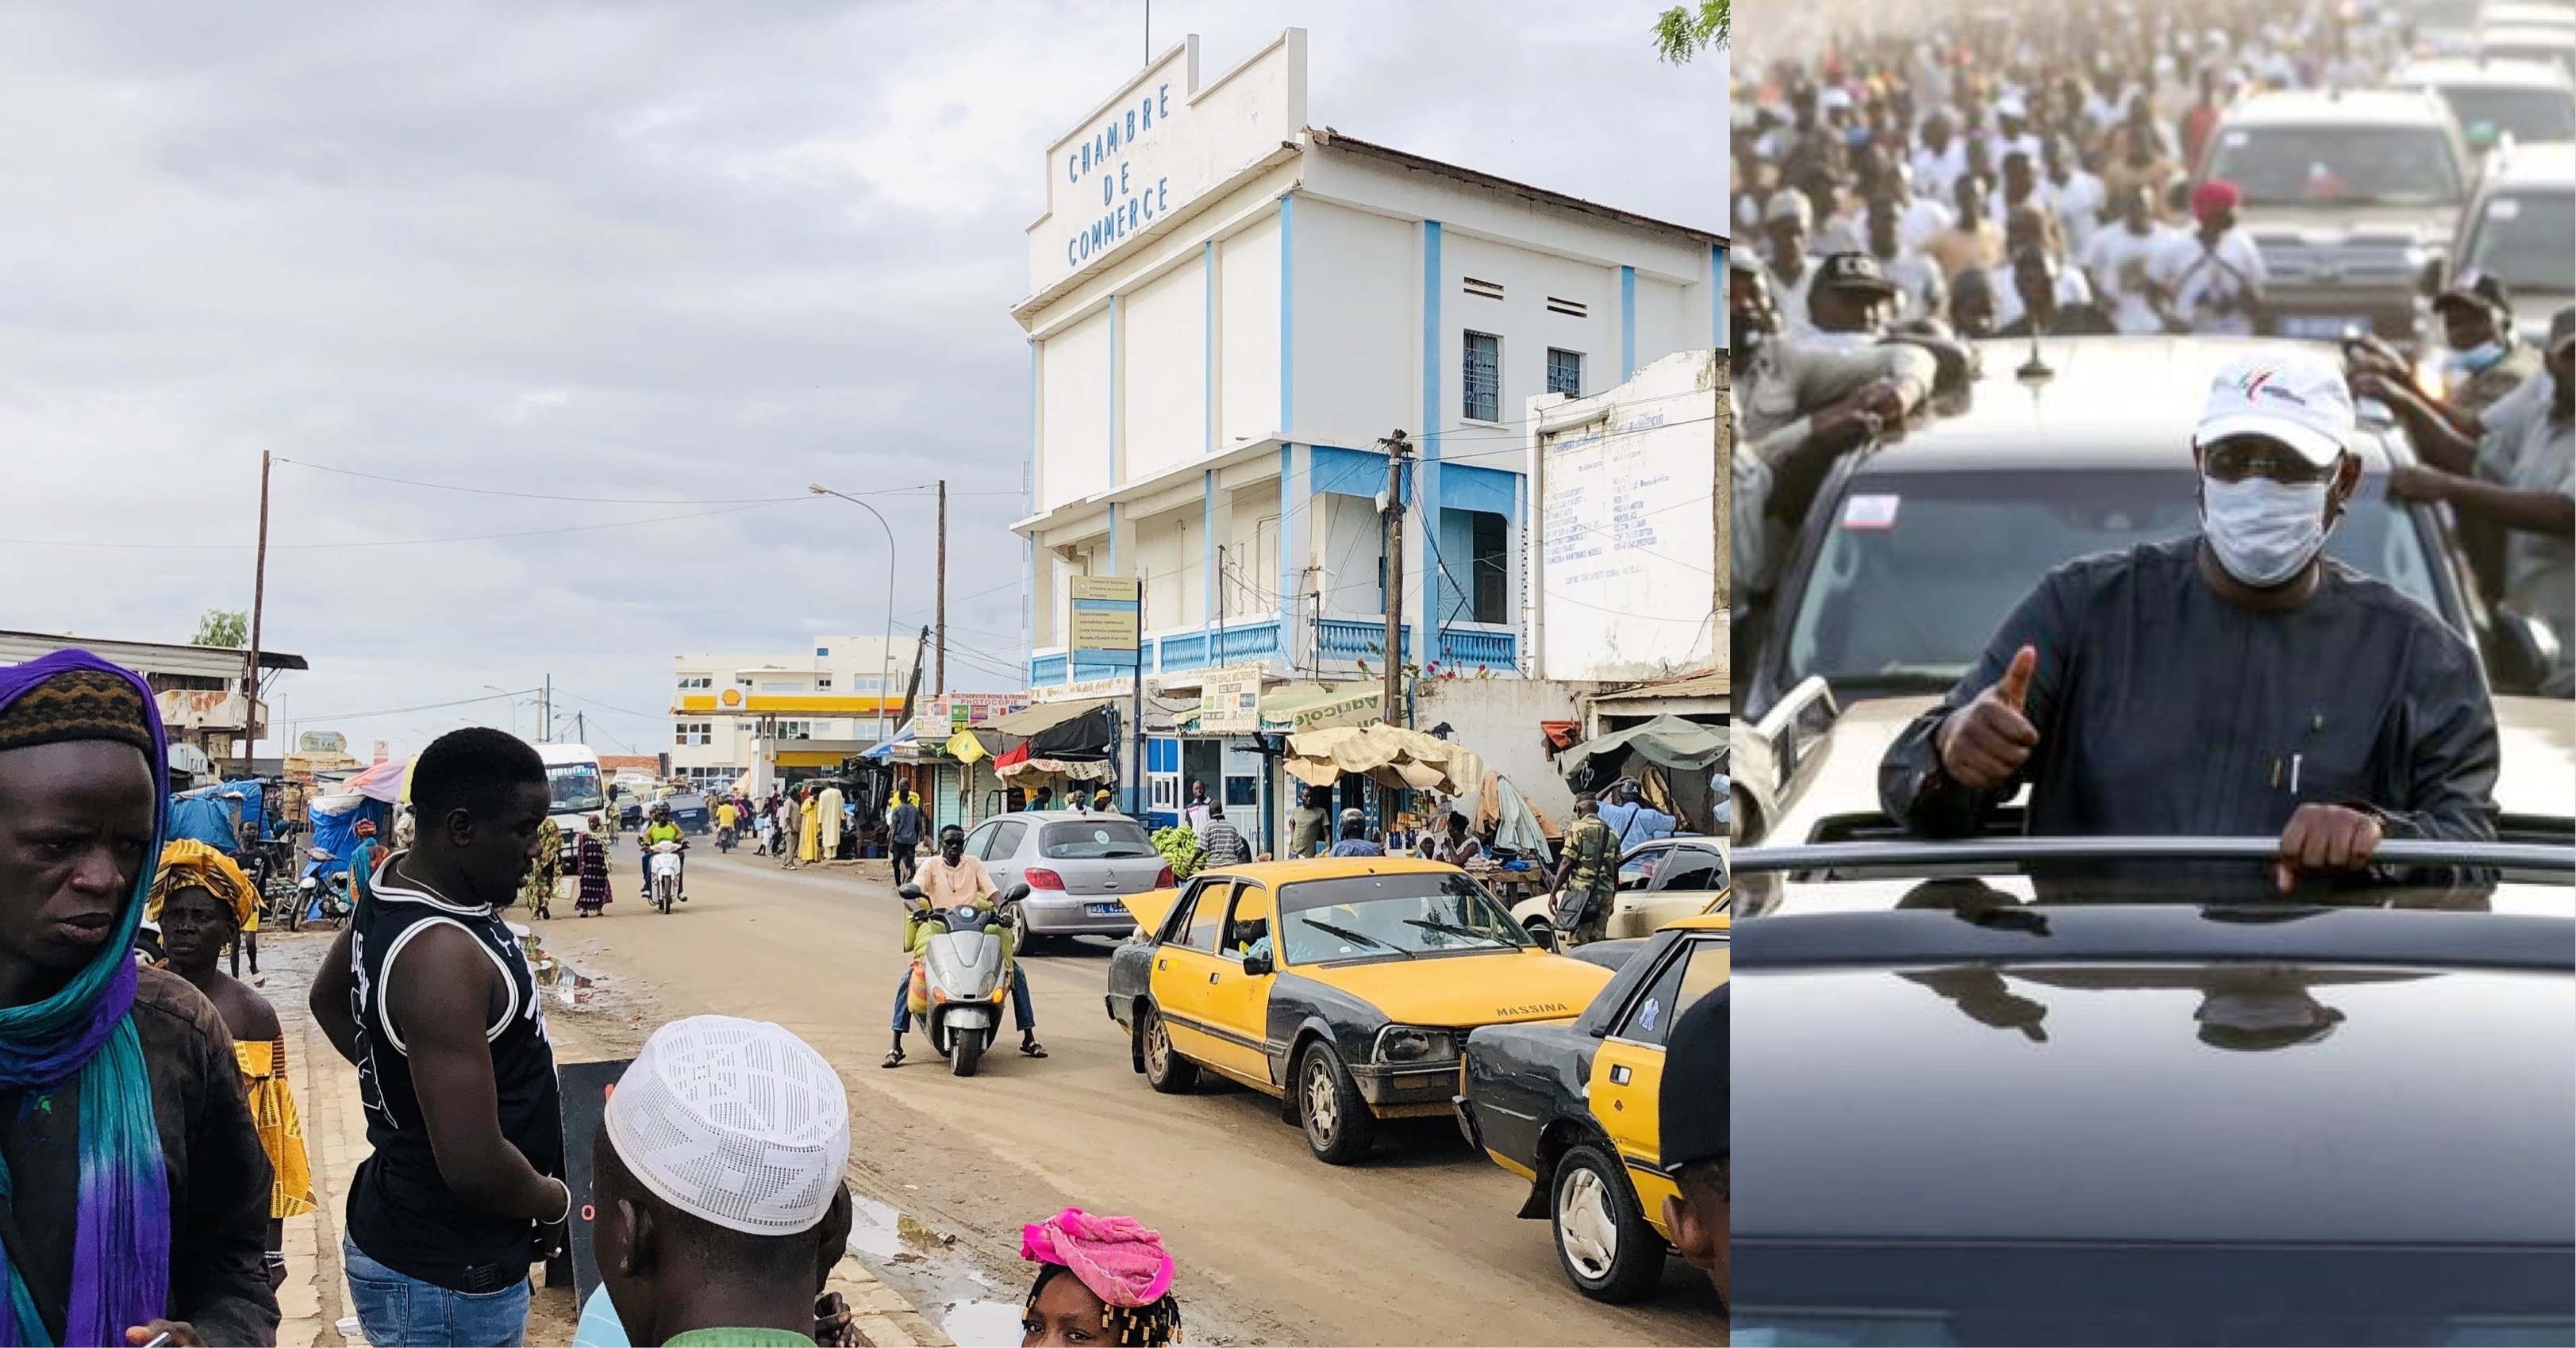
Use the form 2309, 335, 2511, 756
1432, 626, 1517, 671
1317, 618, 1411, 664
1030, 652, 1067, 686
1213, 620, 1282, 663
1158, 632, 1210, 673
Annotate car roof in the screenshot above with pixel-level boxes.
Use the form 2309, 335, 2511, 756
1847, 337, 2399, 474
2221, 87, 2454, 126
1196, 856, 1466, 883
2486, 25, 2576, 49
1732, 908, 2574, 1246
2481, 139, 2576, 186
2395, 55, 2576, 88
998, 810, 1148, 824
1660, 911, 1732, 933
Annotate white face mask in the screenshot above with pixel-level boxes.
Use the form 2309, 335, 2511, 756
2201, 474, 2332, 587
2445, 340, 2505, 377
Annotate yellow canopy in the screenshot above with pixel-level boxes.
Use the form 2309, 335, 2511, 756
944, 729, 990, 763
1282, 721, 1485, 794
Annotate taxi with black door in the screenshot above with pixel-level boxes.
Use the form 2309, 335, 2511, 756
1454, 912, 1729, 1303
1106, 857, 1613, 1165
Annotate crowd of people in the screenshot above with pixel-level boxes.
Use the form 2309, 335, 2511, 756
0, 645, 1729, 1343
1732, 0, 2572, 693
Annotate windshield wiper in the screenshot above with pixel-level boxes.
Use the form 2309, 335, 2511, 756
1300, 920, 1411, 957
1402, 918, 1515, 947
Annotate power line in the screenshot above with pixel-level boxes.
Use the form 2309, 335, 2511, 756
277, 458, 986, 505
294, 688, 537, 722
0, 499, 807, 551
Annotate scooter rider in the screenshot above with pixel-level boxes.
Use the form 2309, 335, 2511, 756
639, 803, 686, 901
883, 825, 1042, 1068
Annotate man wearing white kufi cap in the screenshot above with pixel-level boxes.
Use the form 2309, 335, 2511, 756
586, 1016, 854, 1348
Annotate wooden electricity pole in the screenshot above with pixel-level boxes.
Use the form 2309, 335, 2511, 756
244, 451, 272, 770
1378, 431, 1412, 729
936, 478, 948, 695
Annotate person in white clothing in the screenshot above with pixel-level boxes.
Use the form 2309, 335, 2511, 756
2042, 134, 2108, 252
2150, 179, 2266, 336
1762, 190, 1822, 339
1867, 198, 1948, 328
2082, 184, 2186, 336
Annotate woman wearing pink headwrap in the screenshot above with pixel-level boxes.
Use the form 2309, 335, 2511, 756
1018, 1208, 1182, 1346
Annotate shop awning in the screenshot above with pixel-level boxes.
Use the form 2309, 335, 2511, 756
1557, 714, 1726, 785
982, 696, 1117, 739
1282, 721, 1485, 794
861, 728, 918, 762
1172, 683, 1383, 735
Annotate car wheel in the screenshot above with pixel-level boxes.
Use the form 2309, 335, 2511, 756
1140, 1004, 1198, 1094
1297, 1043, 1378, 1166
1550, 1141, 1667, 1303
1009, 903, 1048, 957
1524, 918, 1558, 951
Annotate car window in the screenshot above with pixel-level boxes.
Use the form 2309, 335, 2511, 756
1040, 820, 1157, 858
1225, 885, 1274, 962
1176, 882, 1231, 952
1614, 947, 1693, 1047
1655, 847, 1728, 893
2205, 122, 2463, 205
1618, 847, 1664, 892
1278, 872, 1532, 965
1782, 469, 2444, 697
963, 821, 1000, 859
1672, 938, 1726, 1020
2436, 86, 2576, 145
985, 820, 1027, 859
2463, 186, 2576, 294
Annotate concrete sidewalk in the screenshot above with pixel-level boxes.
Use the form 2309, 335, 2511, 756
272, 932, 949, 1347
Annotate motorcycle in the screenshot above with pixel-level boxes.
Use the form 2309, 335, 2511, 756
898, 881, 1032, 1077
717, 823, 736, 853
290, 847, 352, 931
648, 839, 686, 914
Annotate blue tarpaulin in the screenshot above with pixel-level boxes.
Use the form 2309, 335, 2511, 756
306, 794, 391, 878
166, 793, 244, 852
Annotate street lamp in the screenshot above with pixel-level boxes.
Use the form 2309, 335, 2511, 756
806, 485, 901, 746
482, 685, 527, 739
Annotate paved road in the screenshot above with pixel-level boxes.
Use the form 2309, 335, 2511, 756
538, 848, 1723, 1346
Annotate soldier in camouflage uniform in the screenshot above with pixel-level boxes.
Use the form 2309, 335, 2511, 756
1553, 795, 1621, 947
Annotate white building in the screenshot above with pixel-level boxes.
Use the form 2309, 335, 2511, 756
1014, 29, 1728, 693
667, 633, 921, 790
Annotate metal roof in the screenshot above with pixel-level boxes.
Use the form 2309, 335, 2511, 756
0, 629, 310, 679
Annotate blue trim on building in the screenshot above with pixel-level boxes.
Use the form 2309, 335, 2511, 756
1203, 240, 1217, 452
1310, 444, 1389, 498
1107, 501, 1119, 574
1106, 292, 1121, 482
1620, 264, 1637, 379
1421, 221, 1442, 461
1278, 195, 1294, 436
1281, 444, 1306, 658
1202, 469, 1216, 624
1711, 244, 1728, 350
1438, 463, 1518, 516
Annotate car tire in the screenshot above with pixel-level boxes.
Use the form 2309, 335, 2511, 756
1297, 1043, 1378, 1166
1550, 1142, 1667, 1303
1140, 1004, 1198, 1094
1009, 904, 1051, 957
1524, 919, 1558, 951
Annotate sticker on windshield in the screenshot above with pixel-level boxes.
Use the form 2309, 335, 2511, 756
1840, 493, 1901, 531
1638, 997, 1663, 1031
2486, 197, 2522, 221
2220, 129, 2247, 148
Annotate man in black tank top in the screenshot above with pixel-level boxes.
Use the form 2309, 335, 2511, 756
312, 728, 569, 1346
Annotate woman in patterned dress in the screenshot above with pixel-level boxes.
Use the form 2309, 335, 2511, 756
575, 827, 613, 916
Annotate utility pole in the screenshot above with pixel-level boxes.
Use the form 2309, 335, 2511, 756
936, 478, 948, 695
575, 711, 586, 745
541, 673, 552, 743
244, 451, 271, 770
1378, 431, 1412, 730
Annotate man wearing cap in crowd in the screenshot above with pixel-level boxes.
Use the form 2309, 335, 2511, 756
575, 1016, 855, 1347
2151, 179, 2266, 336
1804, 252, 1907, 349
1659, 986, 1727, 1304
1880, 347, 2500, 892
2370, 308, 2576, 696
1760, 189, 1822, 338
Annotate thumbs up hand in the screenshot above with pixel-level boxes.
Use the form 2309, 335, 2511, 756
1936, 645, 2043, 793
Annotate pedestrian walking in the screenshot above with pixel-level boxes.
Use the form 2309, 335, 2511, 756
1196, 803, 1249, 868
151, 840, 319, 1292
1552, 795, 1620, 946
576, 826, 614, 916
888, 791, 925, 886
798, 789, 822, 866
571, 1016, 855, 1348
1286, 787, 1328, 858
0, 649, 281, 1347
310, 728, 570, 1348
1018, 1208, 1184, 1346
525, 816, 562, 919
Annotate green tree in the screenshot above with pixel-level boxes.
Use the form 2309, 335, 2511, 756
1653, 0, 1728, 63
192, 608, 248, 647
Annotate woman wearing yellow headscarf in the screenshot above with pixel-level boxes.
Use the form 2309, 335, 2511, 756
148, 842, 317, 1285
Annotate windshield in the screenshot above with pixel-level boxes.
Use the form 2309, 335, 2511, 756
2438, 86, 2576, 144
1277, 872, 1534, 964
1041, 820, 1157, 859
1731, 1246, 2574, 1346
2206, 125, 2463, 205
546, 763, 604, 813
1782, 469, 2445, 696
2464, 189, 2576, 293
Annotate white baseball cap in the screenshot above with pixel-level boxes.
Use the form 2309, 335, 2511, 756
2191, 348, 2357, 468
605, 1015, 851, 1236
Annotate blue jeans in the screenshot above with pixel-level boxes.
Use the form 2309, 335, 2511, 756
344, 1236, 531, 1347
894, 966, 1034, 1033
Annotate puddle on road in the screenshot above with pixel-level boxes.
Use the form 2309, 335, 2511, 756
844, 1194, 1026, 1347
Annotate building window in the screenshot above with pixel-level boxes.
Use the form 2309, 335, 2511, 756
1463, 332, 1501, 422
778, 721, 813, 740
675, 721, 713, 747
1547, 348, 1583, 397
817, 677, 832, 689
736, 678, 754, 688
675, 675, 713, 689
816, 647, 830, 657
1471, 511, 1509, 624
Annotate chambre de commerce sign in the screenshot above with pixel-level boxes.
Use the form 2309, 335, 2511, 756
1060, 83, 1177, 272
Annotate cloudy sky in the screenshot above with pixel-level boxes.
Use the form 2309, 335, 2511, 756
0, 1, 1724, 758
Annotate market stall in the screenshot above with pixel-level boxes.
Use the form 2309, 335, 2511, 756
1555, 714, 1728, 836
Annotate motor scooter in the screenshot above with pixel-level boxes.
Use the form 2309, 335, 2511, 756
717, 822, 736, 853
897, 881, 1032, 1077
291, 847, 352, 931
649, 839, 686, 914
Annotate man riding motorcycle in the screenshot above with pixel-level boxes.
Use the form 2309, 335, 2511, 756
714, 796, 740, 851
640, 803, 687, 901
883, 824, 1041, 1068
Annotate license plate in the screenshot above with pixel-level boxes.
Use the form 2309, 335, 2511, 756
2280, 314, 2368, 339
1086, 902, 1125, 916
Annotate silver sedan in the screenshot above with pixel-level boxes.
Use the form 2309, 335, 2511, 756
959, 809, 1175, 948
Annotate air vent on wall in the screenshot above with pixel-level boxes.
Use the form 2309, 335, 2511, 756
1546, 296, 1588, 318
1463, 276, 1505, 300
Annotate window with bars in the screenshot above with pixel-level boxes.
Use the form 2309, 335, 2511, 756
1463, 332, 1501, 422
675, 675, 713, 689
675, 721, 713, 746
779, 721, 813, 740
1546, 348, 1583, 397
